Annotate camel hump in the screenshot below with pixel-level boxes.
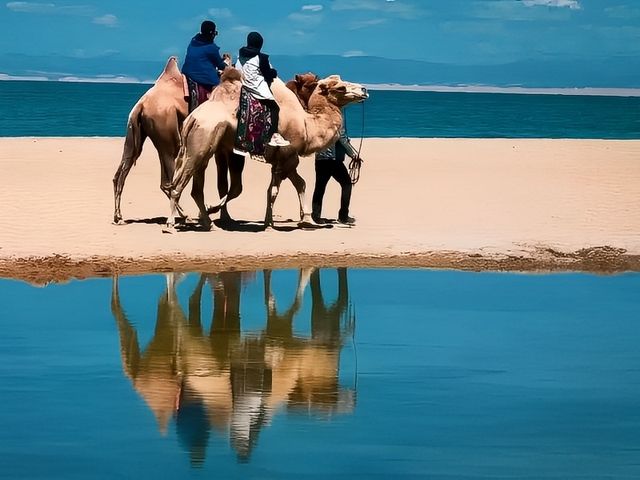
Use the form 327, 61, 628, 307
156, 56, 183, 84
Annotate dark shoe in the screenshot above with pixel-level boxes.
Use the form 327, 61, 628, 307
312, 215, 326, 225
338, 215, 356, 225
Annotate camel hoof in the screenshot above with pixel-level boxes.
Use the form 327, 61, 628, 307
162, 226, 177, 234
113, 218, 125, 226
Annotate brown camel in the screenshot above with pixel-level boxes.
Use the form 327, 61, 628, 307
285, 72, 319, 110
165, 73, 368, 231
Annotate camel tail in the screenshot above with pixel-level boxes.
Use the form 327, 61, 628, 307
123, 101, 146, 166
180, 114, 197, 144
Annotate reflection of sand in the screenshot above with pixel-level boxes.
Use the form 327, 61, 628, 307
1, 137, 639, 282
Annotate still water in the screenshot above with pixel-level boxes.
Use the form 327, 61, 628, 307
1, 268, 639, 478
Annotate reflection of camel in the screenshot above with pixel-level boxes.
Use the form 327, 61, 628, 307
110, 268, 355, 465
166, 73, 369, 230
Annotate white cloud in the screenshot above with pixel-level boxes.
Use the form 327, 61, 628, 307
349, 18, 386, 29
288, 12, 323, 24
604, 5, 640, 19
473, 0, 578, 20
6, 2, 54, 13
302, 4, 323, 11
342, 50, 365, 57
6, 2, 94, 15
331, 0, 424, 19
207, 7, 233, 19
522, 0, 580, 9
231, 24, 253, 34
93, 13, 117, 27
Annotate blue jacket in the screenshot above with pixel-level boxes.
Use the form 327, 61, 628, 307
182, 34, 227, 88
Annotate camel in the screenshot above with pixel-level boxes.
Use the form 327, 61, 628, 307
112, 57, 188, 224
111, 57, 244, 224
285, 72, 319, 110
110, 267, 355, 463
165, 73, 368, 231
112, 60, 319, 226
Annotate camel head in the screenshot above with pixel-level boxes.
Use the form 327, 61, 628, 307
285, 72, 319, 109
220, 67, 242, 84
312, 75, 368, 109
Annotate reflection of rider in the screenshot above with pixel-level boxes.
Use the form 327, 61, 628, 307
182, 20, 228, 112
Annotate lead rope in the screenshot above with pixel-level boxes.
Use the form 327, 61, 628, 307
347, 101, 365, 185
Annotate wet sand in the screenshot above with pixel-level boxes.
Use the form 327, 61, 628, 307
0, 137, 639, 283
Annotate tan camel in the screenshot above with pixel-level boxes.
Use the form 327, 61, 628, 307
112, 57, 188, 224
165, 73, 368, 231
111, 58, 244, 225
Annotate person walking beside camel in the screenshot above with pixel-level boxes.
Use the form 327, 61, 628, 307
311, 126, 361, 225
182, 20, 228, 112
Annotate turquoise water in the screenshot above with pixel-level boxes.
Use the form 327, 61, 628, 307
1, 268, 639, 478
1, 80, 639, 138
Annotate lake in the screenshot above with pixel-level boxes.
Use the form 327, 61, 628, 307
1, 268, 639, 478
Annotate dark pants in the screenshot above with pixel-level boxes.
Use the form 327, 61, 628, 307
312, 159, 352, 220
186, 77, 213, 113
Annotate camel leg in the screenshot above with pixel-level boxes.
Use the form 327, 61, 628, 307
265, 171, 283, 228
210, 152, 245, 222
191, 166, 212, 230
214, 153, 230, 221
113, 122, 146, 224
224, 153, 245, 219
165, 127, 217, 232
287, 169, 314, 225
165, 169, 193, 231
158, 148, 187, 220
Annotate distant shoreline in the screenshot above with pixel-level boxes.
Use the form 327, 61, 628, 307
363, 83, 640, 97
2, 73, 640, 97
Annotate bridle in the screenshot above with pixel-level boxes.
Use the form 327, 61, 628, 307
346, 98, 365, 185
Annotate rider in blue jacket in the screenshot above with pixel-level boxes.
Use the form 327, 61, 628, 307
182, 21, 228, 111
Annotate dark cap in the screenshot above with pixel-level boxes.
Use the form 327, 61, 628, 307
201, 20, 217, 36
247, 31, 263, 50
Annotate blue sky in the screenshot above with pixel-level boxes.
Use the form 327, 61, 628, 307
1, 0, 639, 65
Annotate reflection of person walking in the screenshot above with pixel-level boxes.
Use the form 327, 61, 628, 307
312, 126, 361, 225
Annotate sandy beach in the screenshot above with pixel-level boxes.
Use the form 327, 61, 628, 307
0, 137, 638, 283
